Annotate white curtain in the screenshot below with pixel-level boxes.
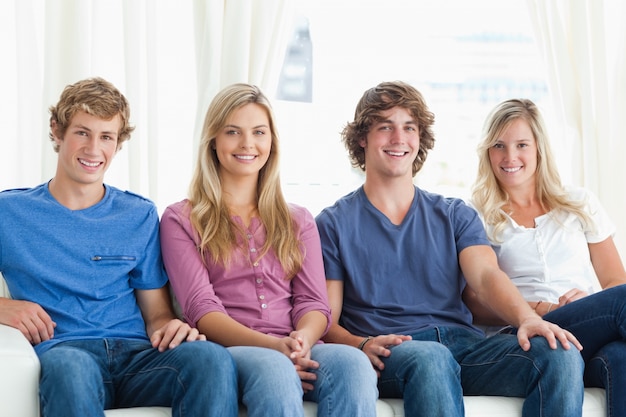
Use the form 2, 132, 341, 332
0, 0, 294, 212
527, 0, 626, 258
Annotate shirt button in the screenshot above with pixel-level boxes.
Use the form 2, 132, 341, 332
247, 234, 252, 239
259, 295, 265, 300
261, 303, 268, 309
253, 262, 259, 267
256, 278, 262, 284
250, 248, 257, 253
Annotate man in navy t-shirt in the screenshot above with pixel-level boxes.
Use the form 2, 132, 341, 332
316, 81, 584, 417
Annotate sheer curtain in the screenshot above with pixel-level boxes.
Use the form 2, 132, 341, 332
527, 0, 626, 258
0, 0, 294, 212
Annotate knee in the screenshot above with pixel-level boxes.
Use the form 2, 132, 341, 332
39, 347, 104, 404
530, 337, 584, 379
392, 341, 459, 377
313, 344, 377, 387
40, 347, 100, 381
173, 341, 236, 376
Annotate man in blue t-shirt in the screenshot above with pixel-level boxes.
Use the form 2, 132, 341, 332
315, 81, 585, 417
0, 77, 237, 417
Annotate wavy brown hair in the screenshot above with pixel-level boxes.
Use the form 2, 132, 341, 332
342, 81, 435, 176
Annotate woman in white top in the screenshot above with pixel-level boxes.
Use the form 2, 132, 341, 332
465, 98, 626, 417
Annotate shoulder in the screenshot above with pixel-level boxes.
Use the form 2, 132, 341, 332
0, 183, 46, 205
105, 186, 159, 217
316, 188, 361, 220
416, 187, 476, 214
563, 185, 592, 202
163, 199, 191, 217
288, 203, 313, 220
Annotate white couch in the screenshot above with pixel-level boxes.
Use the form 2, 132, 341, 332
0, 274, 607, 417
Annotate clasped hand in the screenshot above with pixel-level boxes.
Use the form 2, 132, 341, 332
275, 330, 319, 392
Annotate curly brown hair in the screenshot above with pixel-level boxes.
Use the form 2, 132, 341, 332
342, 81, 435, 176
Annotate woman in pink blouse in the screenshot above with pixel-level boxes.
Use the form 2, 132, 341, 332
160, 83, 377, 417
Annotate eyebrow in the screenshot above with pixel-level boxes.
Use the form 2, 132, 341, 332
224, 124, 269, 130
377, 119, 417, 126
73, 124, 118, 136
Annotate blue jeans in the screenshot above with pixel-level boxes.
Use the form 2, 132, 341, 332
230, 343, 378, 417
543, 284, 626, 417
38, 338, 238, 417
378, 326, 584, 417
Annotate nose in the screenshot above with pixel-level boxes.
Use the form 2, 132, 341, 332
84, 137, 99, 154
389, 128, 403, 144
503, 146, 517, 160
239, 133, 254, 149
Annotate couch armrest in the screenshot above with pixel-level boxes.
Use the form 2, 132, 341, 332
0, 323, 40, 417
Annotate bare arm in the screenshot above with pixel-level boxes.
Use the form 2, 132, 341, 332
460, 245, 581, 351
0, 297, 56, 345
589, 237, 626, 290
135, 287, 205, 351
464, 286, 546, 324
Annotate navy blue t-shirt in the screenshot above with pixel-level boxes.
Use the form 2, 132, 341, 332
316, 186, 489, 337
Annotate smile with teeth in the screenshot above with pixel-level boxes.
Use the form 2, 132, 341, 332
235, 155, 256, 160
385, 151, 407, 157
79, 159, 101, 167
502, 166, 522, 173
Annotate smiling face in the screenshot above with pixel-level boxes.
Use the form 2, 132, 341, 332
52, 110, 120, 190
488, 117, 538, 192
360, 106, 420, 181
213, 103, 272, 182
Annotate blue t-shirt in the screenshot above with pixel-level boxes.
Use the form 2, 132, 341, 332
0, 183, 168, 355
315, 186, 489, 337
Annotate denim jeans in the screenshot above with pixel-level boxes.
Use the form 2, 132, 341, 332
38, 338, 238, 417
229, 343, 378, 417
543, 284, 626, 417
378, 326, 584, 417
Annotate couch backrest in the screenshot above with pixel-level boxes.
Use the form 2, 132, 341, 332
0, 272, 9, 298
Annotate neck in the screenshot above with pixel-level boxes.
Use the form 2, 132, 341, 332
48, 177, 105, 210
363, 176, 415, 225
222, 176, 259, 226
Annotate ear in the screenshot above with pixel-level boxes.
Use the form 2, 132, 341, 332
50, 120, 63, 146
359, 137, 367, 148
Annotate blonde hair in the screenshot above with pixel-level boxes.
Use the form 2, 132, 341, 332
471, 98, 591, 242
188, 83, 302, 278
49, 77, 134, 152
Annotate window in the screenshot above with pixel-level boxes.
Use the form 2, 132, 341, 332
275, 0, 554, 215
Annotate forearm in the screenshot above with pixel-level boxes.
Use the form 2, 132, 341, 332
322, 322, 367, 348
475, 272, 539, 328
294, 310, 327, 345
136, 288, 177, 337
197, 311, 278, 348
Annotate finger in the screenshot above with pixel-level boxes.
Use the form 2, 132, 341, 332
184, 327, 202, 342
295, 357, 318, 370
515, 329, 531, 351
297, 370, 317, 382
559, 330, 582, 351
301, 381, 315, 392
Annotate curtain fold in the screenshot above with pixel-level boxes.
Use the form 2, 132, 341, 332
191, 0, 295, 152
2, 0, 294, 212
527, 0, 626, 258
